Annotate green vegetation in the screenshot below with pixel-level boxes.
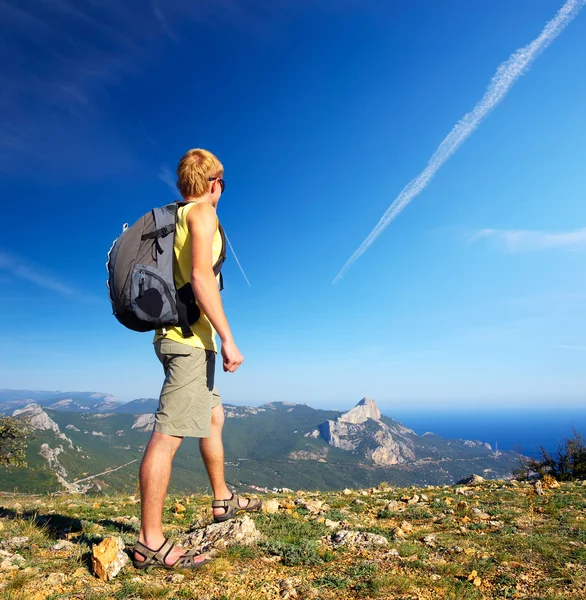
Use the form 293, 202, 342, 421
0, 416, 31, 468
0, 478, 585, 599
520, 427, 586, 481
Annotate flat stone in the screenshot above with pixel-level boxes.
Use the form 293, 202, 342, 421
471, 508, 490, 520
52, 540, 76, 551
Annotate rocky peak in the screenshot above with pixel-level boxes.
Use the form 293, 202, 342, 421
339, 397, 381, 424
132, 413, 155, 431
317, 397, 416, 466
12, 403, 75, 450
12, 404, 61, 434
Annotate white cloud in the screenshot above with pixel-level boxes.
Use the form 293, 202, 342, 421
470, 227, 586, 252
0, 251, 94, 300
158, 166, 177, 194
333, 0, 585, 283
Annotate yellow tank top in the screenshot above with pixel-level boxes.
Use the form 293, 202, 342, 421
154, 202, 223, 351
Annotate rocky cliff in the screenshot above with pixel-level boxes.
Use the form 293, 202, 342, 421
317, 398, 417, 466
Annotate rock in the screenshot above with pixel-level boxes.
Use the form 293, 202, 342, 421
581, 479, 586, 487
542, 474, 560, 489
385, 500, 401, 511
400, 521, 413, 532
471, 508, 490, 520
279, 578, 298, 599
294, 499, 323, 514
261, 499, 280, 514
184, 515, 262, 553
331, 530, 389, 548
534, 481, 545, 496
508, 480, 519, 487
169, 573, 185, 584
422, 534, 436, 547
449, 545, 464, 554
391, 527, 406, 540
457, 501, 469, 510
407, 494, 420, 505
430, 574, 441, 581
4, 536, 29, 550
174, 502, 186, 513
91, 536, 128, 581
52, 540, 76, 551
343, 488, 353, 495
0, 550, 25, 572
455, 474, 485, 486
419, 493, 429, 502
454, 487, 469, 495
324, 520, 340, 529
353, 499, 366, 505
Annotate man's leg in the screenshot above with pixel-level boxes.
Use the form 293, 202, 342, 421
135, 431, 207, 566
199, 405, 251, 518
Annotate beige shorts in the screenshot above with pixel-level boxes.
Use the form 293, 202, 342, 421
154, 338, 221, 438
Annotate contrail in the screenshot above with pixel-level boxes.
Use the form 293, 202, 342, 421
224, 232, 252, 287
333, 0, 585, 284
158, 166, 252, 286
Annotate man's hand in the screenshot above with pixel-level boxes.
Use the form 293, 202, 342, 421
221, 338, 244, 373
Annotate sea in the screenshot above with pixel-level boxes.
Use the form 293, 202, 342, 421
383, 407, 586, 456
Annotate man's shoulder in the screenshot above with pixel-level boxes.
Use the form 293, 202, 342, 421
184, 202, 217, 229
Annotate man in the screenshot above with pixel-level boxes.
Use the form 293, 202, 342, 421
133, 149, 261, 571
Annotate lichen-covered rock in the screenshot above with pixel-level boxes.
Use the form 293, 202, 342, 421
183, 515, 262, 553
92, 536, 128, 581
331, 530, 389, 548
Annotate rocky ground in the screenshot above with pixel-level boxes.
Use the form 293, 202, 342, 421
0, 476, 585, 599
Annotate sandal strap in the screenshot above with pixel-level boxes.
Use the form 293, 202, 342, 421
212, 493, 236, 509
134, 538, 172, 567
153, 539, 175, 564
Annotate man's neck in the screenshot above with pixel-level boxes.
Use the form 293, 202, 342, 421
183, 193, 215, 207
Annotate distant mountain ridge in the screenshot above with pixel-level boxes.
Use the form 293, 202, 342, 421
2, 395, 518, 495
0, 390, 120, 414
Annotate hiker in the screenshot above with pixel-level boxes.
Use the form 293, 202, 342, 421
132, 149, 261, 571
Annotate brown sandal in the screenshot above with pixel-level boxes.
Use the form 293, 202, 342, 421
132, 538, 211, 570
212, 493, 262, 523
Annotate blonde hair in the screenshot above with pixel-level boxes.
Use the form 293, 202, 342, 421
176, 148, 224, 199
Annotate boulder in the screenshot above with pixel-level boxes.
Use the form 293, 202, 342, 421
92, 537, 128, 581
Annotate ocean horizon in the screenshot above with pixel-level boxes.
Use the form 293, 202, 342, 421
383, 407, 586, 456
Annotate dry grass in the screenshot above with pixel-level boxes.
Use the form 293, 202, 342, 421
0, 479, 584, 599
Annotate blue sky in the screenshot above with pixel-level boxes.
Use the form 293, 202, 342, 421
0, 0, 585, 411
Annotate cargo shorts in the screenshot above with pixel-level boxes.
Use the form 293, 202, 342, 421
154, 338, 221, 438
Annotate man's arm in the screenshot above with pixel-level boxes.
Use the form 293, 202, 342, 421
186, 203, 243, 373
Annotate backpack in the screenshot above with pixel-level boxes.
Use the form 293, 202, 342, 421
106, 203, 226, 337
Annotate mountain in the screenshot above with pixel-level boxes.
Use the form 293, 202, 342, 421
1, 397, 519, 495
0, 389, 121, 414
112, 398, 159, 414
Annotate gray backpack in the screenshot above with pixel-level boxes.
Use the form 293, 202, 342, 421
106, 203, 226, 337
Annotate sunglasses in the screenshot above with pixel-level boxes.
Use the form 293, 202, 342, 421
208, 177, 226, 193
